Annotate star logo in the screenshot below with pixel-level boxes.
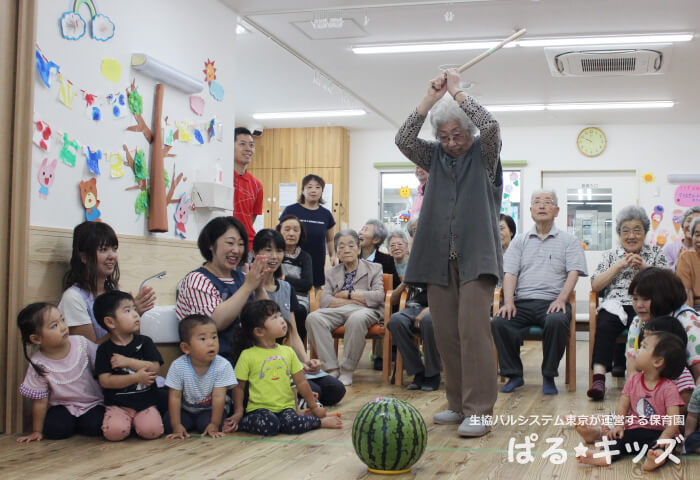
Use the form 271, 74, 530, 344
574, 441, 589, 458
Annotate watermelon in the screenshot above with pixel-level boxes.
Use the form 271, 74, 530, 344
352, 397, 427, 473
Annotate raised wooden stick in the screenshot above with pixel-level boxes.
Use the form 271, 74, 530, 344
457, 28, 527, 73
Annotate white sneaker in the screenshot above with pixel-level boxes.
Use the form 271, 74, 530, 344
433, 409, 463, 425
338, 369, 353, 386
458, 417, 491, 437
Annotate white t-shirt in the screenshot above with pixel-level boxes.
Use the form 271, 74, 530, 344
165, 354, 237, 413
58, 286, 93, 327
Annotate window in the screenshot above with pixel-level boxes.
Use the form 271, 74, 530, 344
566, 186, 613, 251
501, 169, 521, 231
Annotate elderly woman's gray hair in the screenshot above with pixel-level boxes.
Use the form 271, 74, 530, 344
365, 219, 389, 244
334, 229, 360, 251
681, 206, 700, 228
429, 96, 478, 138
530, 189, 559, 206
690, 216, 700, 237
386, 230, 409, 249
615, 205, 650, 235
406, 216, 419, 237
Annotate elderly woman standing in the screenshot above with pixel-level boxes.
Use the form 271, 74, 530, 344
386, 230, 410, 280
587, 206, 667, 400
677, 217, 700, 309
306, 230, 384, 386
664, 207, 700, 269
395, 69, 502, 437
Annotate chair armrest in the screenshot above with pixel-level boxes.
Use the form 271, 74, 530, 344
492, 287, 502, 317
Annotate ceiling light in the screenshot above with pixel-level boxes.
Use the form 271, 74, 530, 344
352, 33, 692, 55
236, 25, 248, 35
546, 101, 674, 110
518, 33, 693, 47
484, 104, 545, 112
253, 109, 366, 120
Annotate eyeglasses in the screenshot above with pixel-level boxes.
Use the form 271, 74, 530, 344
621, 228, 645, 236
388, 243, 406, 249
438, 134, 466, 144
532, 199, 556, 207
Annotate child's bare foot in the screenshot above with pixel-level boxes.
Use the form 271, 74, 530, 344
575, 424, 603, 444
642, 448, 666, 472
320, 416, 342, 429
576, 448, 612, 467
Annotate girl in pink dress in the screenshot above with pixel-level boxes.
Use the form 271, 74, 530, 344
16, 303, 104, 442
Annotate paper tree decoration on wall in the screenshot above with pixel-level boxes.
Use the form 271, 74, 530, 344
60, 0, 115, 42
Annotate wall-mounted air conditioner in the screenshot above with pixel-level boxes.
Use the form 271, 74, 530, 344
545, 44, 672, 76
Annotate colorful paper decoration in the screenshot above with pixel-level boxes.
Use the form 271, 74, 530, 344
672, 209, 683, 234
100, 58, 122, 82
85, 147, 102, 175
207, 118, 216, 141
651, 210, 663, 231
107, 92, 127, 119
193, 128, 204, 145
33, 121, 52, 151
173, 193, 193, 238
37, 158, 57, 199
59, 133, 80, 167
642, 172, 655, 184
398, 210, 411, 223
108, 152, 124, 178
675, 185, 700, 207
128, 87, 143, 115
203, 59, 216, 84
398, 186, 411, 199
79, 178, 102, 222
60, 1, 115, 42
58, 74, 76, 109
209, 80, 224, 101
190, 95, 205, 116
35, 49, 60, 88
656, 229, 669, 247
177, 122, 193, 142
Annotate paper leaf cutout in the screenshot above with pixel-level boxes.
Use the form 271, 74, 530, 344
164, 126, 175, 146
133, 149, 148, 181
100, 58, 122, 82
203, 59, 216, 84
35, 50, 60, 88
128, 88, 143, 115
37, 158, 57, 199
190, 95, 205, 116
32, 121, 52, 151
109, 152, 125, 178
59, 133, 80, 167
60, 11, 86, 40
91, 14, 115, 42
58, 74, 76, 109
164, 169, 171, 190
135, 190, 149, 218
86, 147, 102, 175
209, 80, 224, 101
79, 178, 102, 222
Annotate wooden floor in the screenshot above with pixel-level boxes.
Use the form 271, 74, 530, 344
2, 340, 699, 479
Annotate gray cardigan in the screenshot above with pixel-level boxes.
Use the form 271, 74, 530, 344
395, 96, 503, 287
320, 259, 384, 314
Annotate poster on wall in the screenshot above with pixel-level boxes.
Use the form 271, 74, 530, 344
279, 183, 297, 212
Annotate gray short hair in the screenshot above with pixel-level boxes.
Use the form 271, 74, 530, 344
530, 189, 558, 206
334, 229, 360, 251
615, 205, 650, 235
690, 216, 700, 237
406, 216, 419, 237
365, 219, 388, 244
681, 206, 700, 228
386, 230, 409, 248
429, 96, 478, 138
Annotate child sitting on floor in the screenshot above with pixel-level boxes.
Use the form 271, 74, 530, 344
576, 331, 686, 471
94, 291, 164, 441
224, 300, 342, 435
165, 314, 237, 439
686, 385, 700, 454
16, 303, 104, 442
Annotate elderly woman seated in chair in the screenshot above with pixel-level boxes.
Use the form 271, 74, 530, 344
306, 229, 384, 386
588, 206, 667, 400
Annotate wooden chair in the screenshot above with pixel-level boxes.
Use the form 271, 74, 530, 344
492, 288, 577, 392
309, 274, 396, 384
588, 290, 628, 390
384, 287, 412, 385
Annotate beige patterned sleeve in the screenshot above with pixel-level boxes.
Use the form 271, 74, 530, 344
395, 109, 435, 171
458, 96, 501, 183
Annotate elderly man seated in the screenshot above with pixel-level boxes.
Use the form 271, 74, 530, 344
491, 190, 587, 395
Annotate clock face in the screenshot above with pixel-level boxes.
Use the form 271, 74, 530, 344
577, 127, 606, 157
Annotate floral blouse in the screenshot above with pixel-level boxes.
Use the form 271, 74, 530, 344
626, 306, 700, 366
592, 245, 668, 305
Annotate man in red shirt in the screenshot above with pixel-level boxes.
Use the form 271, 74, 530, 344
233, 127, 263, 250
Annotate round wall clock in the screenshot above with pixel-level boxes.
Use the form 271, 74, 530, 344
576, 127, 606, 157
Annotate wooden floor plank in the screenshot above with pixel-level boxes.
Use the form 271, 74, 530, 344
1, 341, 698, 479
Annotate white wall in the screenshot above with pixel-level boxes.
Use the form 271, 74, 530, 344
30, 0, 237, 238
350, 123, 700, 237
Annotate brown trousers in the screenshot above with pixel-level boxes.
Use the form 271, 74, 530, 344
427, 260, 497, 417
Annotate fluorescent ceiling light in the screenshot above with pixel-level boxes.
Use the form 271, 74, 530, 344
352, 41, 514, 54
484, 101, 674, 112
253, 109, 366, 120
352, 33, 692, 55
236, 24, 249, 34
519, 33, 693, 47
